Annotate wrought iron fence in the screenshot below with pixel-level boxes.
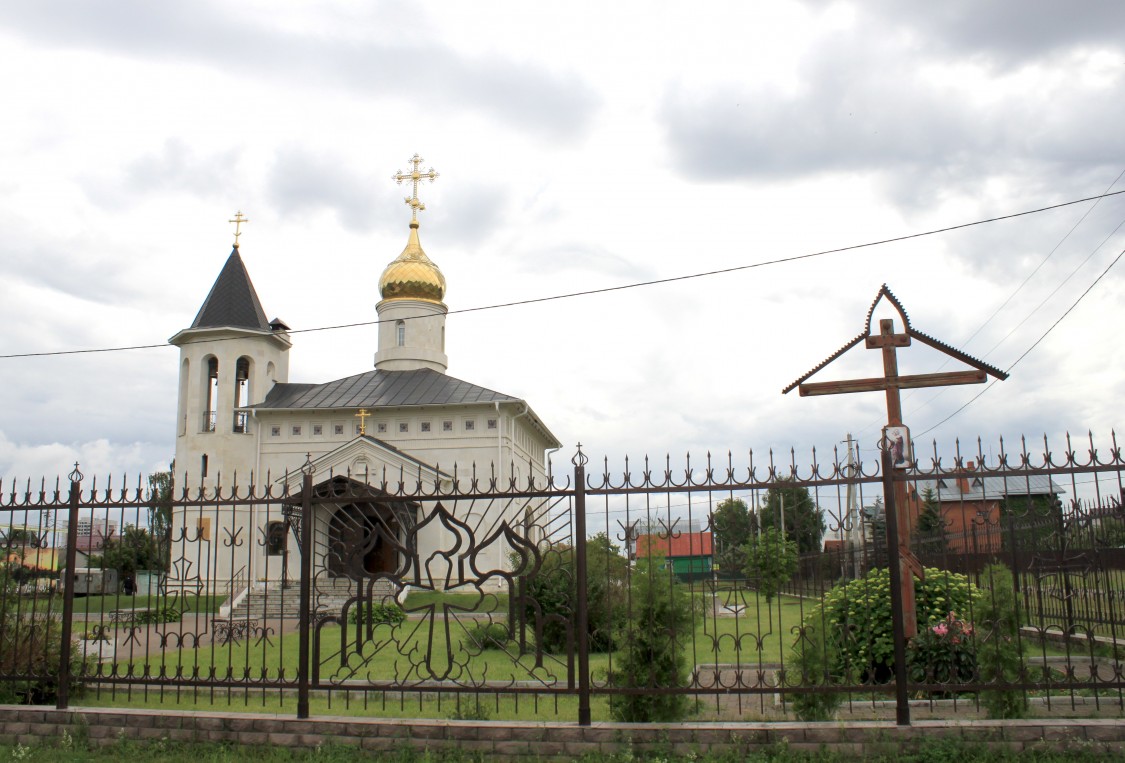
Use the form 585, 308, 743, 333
1, 434, 1123, 725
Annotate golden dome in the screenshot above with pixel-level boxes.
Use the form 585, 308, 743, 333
378, 220, 446, 303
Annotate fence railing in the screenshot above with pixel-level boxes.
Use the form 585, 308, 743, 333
1, 434, 1124, 725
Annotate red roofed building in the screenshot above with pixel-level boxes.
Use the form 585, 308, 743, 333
635, 531, 713, 580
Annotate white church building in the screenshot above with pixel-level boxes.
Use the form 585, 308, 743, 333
167, 158, 560, 594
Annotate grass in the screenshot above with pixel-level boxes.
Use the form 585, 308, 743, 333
13, 594, 224, 616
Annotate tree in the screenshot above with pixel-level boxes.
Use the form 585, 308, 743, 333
609, 558, 693, 722
744, 527, 798, 604
521, 533, 629, 653
864, 498, 886, 547
94, 525, 163, 582
759, 480, 825, 554
710, 498, 755, 577
146, 468, 174, 567
915, 487, 944, 538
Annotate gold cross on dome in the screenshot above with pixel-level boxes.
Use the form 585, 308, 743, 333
355, 408, 372, 436
229, 211, 249, 247
392, 154, 439, 222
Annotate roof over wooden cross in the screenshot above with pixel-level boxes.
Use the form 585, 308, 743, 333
782, 284, 1008, 397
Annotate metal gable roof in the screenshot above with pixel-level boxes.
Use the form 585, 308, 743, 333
253, 368, 521, 410
915, 474, 1065, 501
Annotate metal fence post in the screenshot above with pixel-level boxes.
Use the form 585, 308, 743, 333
880, 449, 911, 726
573, 448, 591, 726
56, 463, 83, 710
296, 460, 314, 719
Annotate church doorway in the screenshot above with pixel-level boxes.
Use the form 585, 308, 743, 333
326, 503, 401, 579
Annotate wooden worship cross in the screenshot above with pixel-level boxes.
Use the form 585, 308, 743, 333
393, 153, 439, 221
783, 285, 1008, 637
355, 408, 372, 436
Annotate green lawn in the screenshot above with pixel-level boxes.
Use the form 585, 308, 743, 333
10, 593, 224, 616
84, 591, 805, 685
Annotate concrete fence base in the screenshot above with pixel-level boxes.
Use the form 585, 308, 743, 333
2, 706, 1124, 759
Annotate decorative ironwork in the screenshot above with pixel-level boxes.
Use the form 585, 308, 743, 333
1, 434, 1124, 726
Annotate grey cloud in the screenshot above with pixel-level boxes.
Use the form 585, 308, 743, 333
0, 215, 139, 304
124, 139, 241, 196
0, 1, 599, 141
80, 139, 243, 210
659, 29, 1125, 219
266, 147, 398, 233
516, 241, 654, 282
428, 183, 509, 248
813, 0, 1125, 68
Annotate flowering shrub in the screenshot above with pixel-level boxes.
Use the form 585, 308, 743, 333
816, 566, 979, 682
789, 566, 979, 720
907, 611, 976, 687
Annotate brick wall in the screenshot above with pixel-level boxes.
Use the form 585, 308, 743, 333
1, 706, 1123, 759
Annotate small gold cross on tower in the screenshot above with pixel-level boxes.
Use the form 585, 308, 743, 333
229, 211, 249, 248
392, 154, 439, 222
355, 408, 372, 436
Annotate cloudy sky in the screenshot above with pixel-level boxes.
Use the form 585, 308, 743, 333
1, 0, 1124, 485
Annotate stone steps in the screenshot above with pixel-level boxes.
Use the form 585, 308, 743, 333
230, 578, 397, 619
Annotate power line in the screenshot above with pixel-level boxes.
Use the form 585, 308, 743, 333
2, 187, 1124, 361
916, 246, 1125, 436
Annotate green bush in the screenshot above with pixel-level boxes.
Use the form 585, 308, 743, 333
348, 602, 406, 626
789, 566, 981, 719
608, 560, 694, 722
816, 566, 980, 683
133, 608, 181, 625
0, 568, 92, 704
744, 527, 798, 604
465, 621, 510, 650
976, 562, 1028, 718
789, 612, 851, 721
520, 533, 628, 654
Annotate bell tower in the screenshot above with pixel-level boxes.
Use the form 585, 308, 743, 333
169, 212, 291, 486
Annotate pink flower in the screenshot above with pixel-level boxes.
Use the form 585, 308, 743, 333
932, 622, 949, 637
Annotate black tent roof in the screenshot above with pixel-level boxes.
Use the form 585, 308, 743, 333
191, 247, 271, 331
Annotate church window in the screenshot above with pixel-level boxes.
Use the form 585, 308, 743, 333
334, 424, 344, 435
355, 424, 362, 435
464, 420, 475, 431
399, 423, 408, 433
201, 454, 209, 478
292, 425, 302, 436
233, 357, 250, 433
421, 422, 431, 433
442, 420, 453, 432
487, 418, 497, 430
271, 426, 281, 437
396, 320, 406, 347
265, 521, 287, 556
204, 357, 219, 433
313, 424, 323, 436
